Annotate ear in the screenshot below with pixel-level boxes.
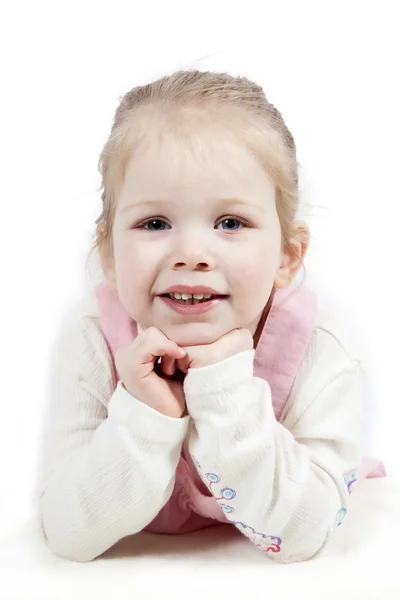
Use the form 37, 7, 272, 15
274, 220, 310, 289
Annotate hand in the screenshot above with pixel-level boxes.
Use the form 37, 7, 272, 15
115, 327, 187, 419
161, 328, 254, 374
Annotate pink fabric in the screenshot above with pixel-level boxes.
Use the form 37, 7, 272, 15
95, 280, 386, 534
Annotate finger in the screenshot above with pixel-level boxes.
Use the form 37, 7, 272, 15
139, 330, 186, 364
176, 354, 191, 374
160, 355, 176, 376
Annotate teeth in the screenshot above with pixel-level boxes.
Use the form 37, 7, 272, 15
168, 292, 215, 301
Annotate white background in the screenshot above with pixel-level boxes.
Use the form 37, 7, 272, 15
1, 0, 399, 542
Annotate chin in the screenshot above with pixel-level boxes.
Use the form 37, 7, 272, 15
161, 322, 224, 347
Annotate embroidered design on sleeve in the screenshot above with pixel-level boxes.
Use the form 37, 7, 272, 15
344, 470, 357, 494
191, 460, 282, 553
233, 522, 282, 553
191, 455, 202, 470
205, 472, 236, 513
335, 507, 347, 528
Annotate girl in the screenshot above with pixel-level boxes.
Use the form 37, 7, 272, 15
35, 69, 386, 564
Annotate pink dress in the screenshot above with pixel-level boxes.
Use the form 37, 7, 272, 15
95, 280, 386, 534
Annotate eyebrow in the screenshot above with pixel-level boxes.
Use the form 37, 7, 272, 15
118, 198, 267, 215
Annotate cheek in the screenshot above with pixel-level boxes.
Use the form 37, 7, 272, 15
226, 241, 278, 289
225, 239, 279, 310
230, 260, 258, 286
113, 238, 157, 307
115, 237, 155, 279
231, 260, 273, 300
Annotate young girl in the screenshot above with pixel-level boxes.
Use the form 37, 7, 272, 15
35, 69, 386, 564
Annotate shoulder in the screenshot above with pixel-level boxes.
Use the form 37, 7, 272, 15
298, 275, 374, 368
309, 301, 368, 381
294, 284, 367, 388
49, 296, 115, 397
280, 306, 366, 423
313, 307, 366, 363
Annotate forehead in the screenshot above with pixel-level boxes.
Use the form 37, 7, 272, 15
119, 131, 276, 209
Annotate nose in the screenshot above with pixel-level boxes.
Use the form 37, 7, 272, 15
170, 233, 215, 272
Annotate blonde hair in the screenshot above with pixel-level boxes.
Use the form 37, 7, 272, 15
88, 70, 309, 282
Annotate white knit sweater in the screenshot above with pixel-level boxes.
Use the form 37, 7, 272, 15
34, 301, 366, 563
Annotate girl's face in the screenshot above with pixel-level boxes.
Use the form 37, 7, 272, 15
110, 134, 286, 346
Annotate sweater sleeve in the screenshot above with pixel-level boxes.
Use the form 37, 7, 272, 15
34, 312, 189, 563
183, 339, 364, 564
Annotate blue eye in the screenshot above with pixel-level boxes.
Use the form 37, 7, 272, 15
142, 219, 170, 231
216, 218, 244, 231
139, 217, 245, 231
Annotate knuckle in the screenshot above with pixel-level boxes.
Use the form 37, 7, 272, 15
142, 326, 159, 338
146, 327, 167, 345
148, 326, 159, 335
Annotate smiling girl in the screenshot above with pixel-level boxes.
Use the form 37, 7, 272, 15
35, 70, 385, 564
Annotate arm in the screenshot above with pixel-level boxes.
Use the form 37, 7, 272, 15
184, 343, 364, 563
34, 313, 189, 562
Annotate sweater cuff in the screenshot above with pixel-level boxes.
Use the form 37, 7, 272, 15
184, 349, 255, 400
108, 381, 190, 445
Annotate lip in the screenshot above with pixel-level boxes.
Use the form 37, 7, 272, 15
160, 285, 227, 295
158, 295, 227, 316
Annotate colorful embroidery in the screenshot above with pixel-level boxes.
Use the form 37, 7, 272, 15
344, 471, 357, 494
332, 470, 354, 531
205, 473, 236, 513
233, 521, 282, 553
335, 507, 347, 528
191, 455, 202, 469
191, 463, 282, 553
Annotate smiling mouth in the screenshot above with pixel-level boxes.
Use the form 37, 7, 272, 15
160, 293, 228, 305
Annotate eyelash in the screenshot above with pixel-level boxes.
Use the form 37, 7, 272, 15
136, 216, 249, 231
